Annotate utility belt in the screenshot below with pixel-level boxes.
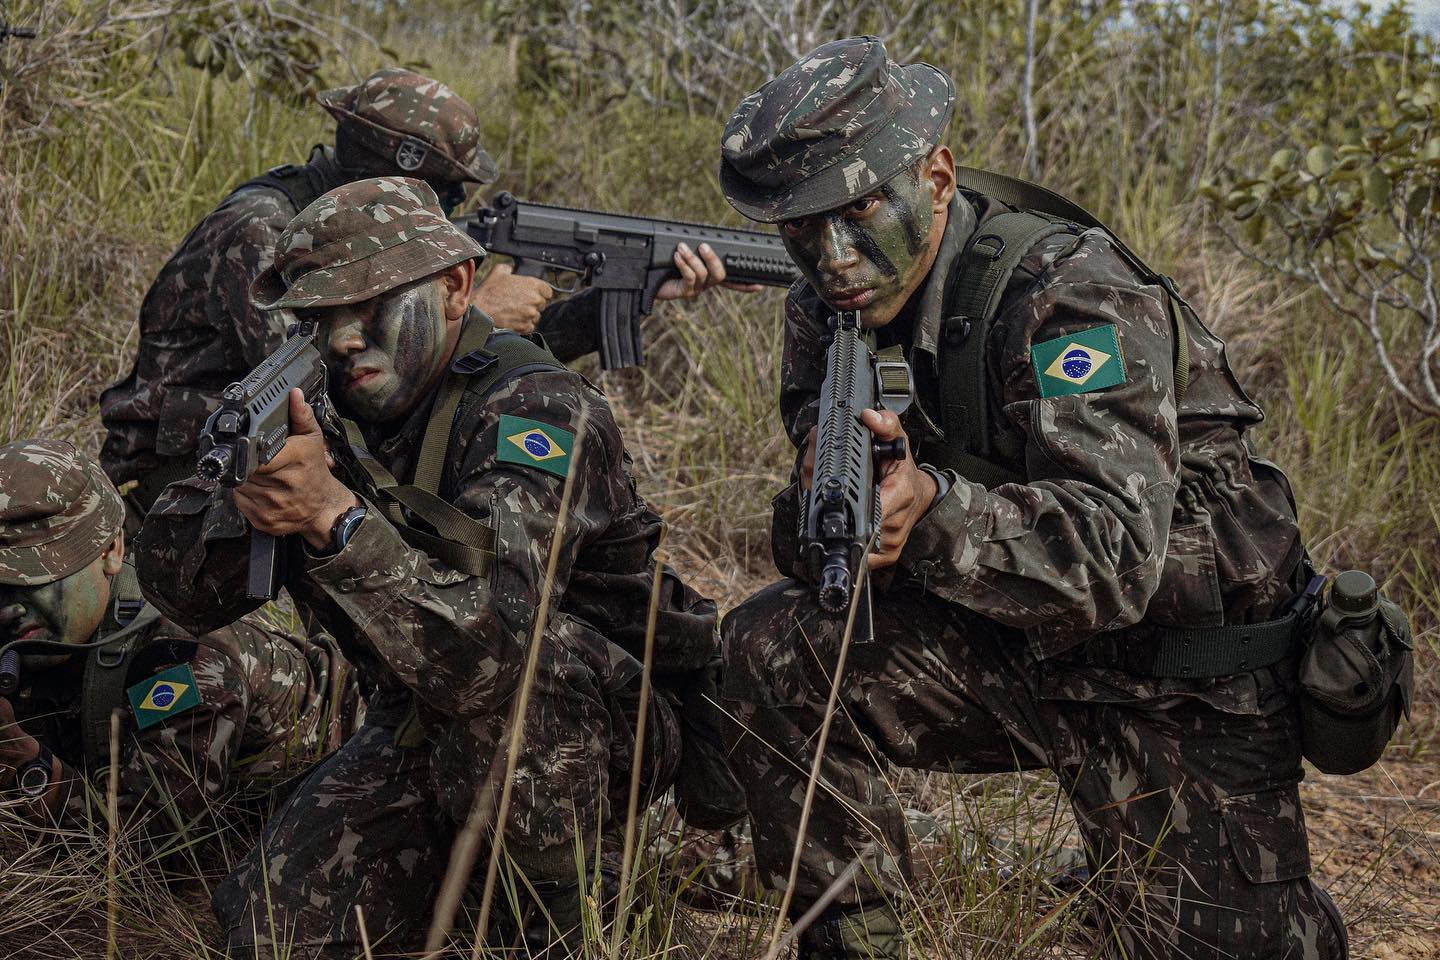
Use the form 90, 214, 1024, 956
1080, 584, 1320, 680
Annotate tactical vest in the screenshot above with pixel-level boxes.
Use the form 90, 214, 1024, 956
229, 146, 337, 215
930, 168, 1306, 680
78, 564, 164, 769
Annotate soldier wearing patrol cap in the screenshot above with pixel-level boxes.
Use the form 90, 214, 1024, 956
0, 438, 352, 843
100, 66, 740, 533
134, 176, 727, 956
717, 36, 1347, 959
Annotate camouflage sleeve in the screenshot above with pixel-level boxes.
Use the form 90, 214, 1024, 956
897, 232, 1180, 651
211, 192, 299, 367
534, 288, 602, 363
101, 641, 251, 827
301, 371, 628, 718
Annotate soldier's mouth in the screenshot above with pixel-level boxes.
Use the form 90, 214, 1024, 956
345, 368, 382, 390
827, 287, 876, 310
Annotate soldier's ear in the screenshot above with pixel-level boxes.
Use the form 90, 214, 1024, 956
102, 529, 125, 577
926, 146, 956, 211
438, 259, 477, 322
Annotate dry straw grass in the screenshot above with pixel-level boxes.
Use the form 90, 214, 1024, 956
2, 2, 1438, 958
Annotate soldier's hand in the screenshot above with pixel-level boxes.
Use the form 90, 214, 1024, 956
860, 408, 936, 570
471, 262, 554, 334
656, 242, 765, 301
232, 389, 360, 551
0, 696, 39, 770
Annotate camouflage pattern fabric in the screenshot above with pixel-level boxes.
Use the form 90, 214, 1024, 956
317, 66, 498, 185
98, 146, 350, 503
133, 177, 716, 954
719, 36, 954, 223
0, 439, 125, 585
723, 184, 1343, 956
249, 177, 485, 310
12, 599, 353, 832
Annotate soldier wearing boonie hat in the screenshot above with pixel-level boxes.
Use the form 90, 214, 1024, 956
135, 174, 724, 957
0, 438, 351, 843
717, 36, 1348, 960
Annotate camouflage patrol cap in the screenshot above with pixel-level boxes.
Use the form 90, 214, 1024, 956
251, 176, 487, 310
0, 439, 125, 586
720, 36, 954, 223
318, 67, 498, 185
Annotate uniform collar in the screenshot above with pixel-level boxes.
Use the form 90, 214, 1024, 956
909, 193, 977, 359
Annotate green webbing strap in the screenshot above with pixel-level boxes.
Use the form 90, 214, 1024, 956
338, 313, 565, 577
954, 166, 1192, 406
80, 566, 161, 770
938, 211, 1072, 489
1085, 610, 1301, 680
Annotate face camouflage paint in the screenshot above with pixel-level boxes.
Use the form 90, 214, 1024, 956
320, 278, 451, 423
0, 554, 111, 650
780, 162, 937, 328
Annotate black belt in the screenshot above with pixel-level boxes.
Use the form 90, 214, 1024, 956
1082, 611, 1304, 679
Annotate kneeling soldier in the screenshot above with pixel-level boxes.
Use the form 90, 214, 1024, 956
716, 37, 1346, 960
0, 439, 350, 841
134, 176, 723, 957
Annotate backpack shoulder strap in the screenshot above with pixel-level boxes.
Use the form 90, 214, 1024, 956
937, 210, 1075, 488
954, 166, 1191, 407
229, 156, 329, 214
80, 567, 161, 770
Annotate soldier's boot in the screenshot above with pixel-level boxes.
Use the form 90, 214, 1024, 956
1314, 883, 1349, 960
796, 903, 907, 960
520, 870, 621, 958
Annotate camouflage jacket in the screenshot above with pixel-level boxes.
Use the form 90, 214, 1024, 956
12, 581, 347, 828
774, 193, 1306, 676
98, 148, 603, 493
135, 323, 715, 755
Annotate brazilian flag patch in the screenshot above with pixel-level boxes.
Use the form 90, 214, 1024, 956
1031, 323, 1128, 398
497, 414, 575, 479
127, 664, 201, 730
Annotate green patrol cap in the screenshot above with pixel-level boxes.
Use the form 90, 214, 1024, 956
251, 176, 487, 311
318, 67, 498, 185
0, 439, 125, 586
720, 36, 954, 223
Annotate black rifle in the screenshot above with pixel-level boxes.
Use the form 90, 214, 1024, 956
0, 24, 36, 42
801, 311, 913, 636
195, 322, 328, 601
461, 192, 799, 369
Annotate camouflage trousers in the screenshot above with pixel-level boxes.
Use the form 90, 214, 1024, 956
215, 634, 681, 959
721, 579, 1347, 960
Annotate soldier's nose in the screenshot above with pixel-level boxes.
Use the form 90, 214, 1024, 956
817, 218, 860, 276
0, 602, 27, 630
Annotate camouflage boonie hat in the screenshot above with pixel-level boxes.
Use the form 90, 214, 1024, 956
720, 36, 955, 223
251, 177, 487, 310
318, 67, 498, 185
0, 439, 125, 586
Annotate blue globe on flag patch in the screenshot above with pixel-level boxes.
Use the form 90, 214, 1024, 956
149, 683, 176, 708
523, 431, 552, 458
1061, 348, 1093, 380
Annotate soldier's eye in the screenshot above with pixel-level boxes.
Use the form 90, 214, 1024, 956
780, 217, 813, 237
848, 196, 880, 216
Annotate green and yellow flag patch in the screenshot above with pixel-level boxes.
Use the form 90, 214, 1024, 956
497, 415, 575, 479
127, 664, 201, 730
1031, 324, 1128, 398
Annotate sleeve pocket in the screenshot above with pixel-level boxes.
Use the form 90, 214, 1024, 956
1220, 786, 1312, 884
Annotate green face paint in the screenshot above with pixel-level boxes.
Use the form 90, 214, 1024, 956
319, 278, 451, 423
0, 554, 112, 650
780, 164, 935, 328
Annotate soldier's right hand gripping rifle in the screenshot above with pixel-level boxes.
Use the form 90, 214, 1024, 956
800, 310, 913, 640
195, 323, 328, 601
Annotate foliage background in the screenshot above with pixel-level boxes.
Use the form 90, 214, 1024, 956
1, 0, 1438, 957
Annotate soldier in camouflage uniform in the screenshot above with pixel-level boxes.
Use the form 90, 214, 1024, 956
133, 176, 722, 957
100, 66, 739, 531
716, 37, 1347, 959
0, 439, 352, 846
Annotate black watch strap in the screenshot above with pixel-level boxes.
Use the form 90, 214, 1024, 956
16, 744, 54, 797
330, 504, 368, 553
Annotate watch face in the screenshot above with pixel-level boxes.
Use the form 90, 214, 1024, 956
17, 760, 50, 797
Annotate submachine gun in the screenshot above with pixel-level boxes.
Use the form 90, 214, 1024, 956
195, 322, 328, 601
460, 192, 799, 369
801, 310, 913, 639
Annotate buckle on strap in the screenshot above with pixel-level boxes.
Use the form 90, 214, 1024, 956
451, 350, 498, 376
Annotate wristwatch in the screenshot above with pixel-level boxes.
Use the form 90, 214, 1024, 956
329, 504, 368, 553
16, 744, 53, 798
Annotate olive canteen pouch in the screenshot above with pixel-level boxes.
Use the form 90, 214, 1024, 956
1299, 571, 1414, 775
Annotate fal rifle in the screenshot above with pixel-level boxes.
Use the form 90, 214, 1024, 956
801, 311, 913, 636
195, 322, 328, 601
460, 192, 799, 369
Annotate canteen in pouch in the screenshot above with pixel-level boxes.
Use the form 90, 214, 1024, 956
1299, 570, 1414, 775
